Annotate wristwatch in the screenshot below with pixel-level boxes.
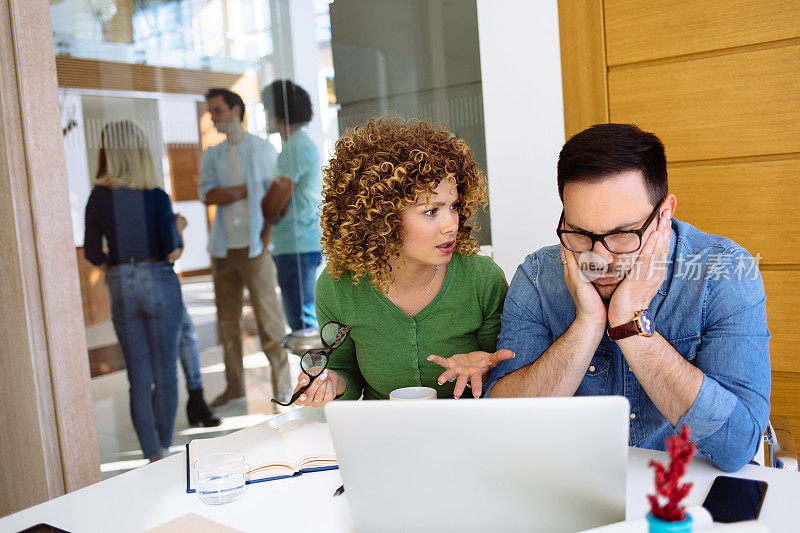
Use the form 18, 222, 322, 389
607, 310, 655, 341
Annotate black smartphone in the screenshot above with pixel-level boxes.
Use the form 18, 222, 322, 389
16, 524, 71, 533
701, 475, 768, 523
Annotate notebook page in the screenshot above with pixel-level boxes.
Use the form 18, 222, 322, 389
189, 425, 293, 474
278, 422, 337, 468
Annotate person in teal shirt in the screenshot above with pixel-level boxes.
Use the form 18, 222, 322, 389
289, 117, 514, 406
260, 80, 322, 332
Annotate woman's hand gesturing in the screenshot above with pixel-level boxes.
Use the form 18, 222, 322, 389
427, 349, 515, 399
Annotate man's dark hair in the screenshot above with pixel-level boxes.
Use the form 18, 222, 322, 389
261, 80, 313, 125
557, 123, 667, 206
205, 88, 245, 122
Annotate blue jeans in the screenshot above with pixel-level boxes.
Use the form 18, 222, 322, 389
107, 262, 183, 459
274, 251, 322, 331
178, 306, 203, 391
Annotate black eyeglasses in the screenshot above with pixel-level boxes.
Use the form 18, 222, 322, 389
556, 199, 665, 255
271, 321, 351, 407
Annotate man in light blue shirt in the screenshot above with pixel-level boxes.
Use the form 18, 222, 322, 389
199, 88, 290, 407
487, 123, 770, 472
260, 80, 323, 332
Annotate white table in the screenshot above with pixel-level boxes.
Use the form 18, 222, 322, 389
1, 407, 798, 533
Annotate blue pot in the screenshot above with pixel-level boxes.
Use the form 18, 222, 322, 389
646, 512, 693, 533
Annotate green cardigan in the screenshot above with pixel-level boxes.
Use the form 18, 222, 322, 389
315, 253, 508, 400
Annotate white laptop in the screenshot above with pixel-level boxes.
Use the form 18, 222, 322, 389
324, 396, 629, 533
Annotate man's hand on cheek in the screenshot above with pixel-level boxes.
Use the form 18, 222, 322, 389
608, 212, 672, 327
561, 246, 607, 330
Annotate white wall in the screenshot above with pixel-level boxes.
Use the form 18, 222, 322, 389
172, 201, 210, 273
157, 98, 210, 273
477, 0, 565, 279
61, 91, 92, 245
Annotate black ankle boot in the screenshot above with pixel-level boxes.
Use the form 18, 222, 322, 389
187, 388, 222, 427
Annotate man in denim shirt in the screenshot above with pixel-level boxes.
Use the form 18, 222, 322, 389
487, 124, 770, 472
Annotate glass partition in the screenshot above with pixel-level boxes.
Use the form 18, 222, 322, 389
330, 0, 490, 245
53, 0, 491, 478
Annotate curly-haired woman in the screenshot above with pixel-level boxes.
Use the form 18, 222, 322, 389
292, 117, 514, 407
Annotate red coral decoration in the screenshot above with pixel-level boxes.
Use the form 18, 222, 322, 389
647, 425, 697, 521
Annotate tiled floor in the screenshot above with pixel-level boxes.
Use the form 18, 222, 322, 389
91, 277, 300, 479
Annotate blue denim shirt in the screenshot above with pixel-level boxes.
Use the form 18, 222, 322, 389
198, 133, 277, 258
486, 219, 771, 472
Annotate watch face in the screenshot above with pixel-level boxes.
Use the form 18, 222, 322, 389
638, 311, 655, 335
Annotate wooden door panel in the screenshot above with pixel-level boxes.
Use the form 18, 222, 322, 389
168, 143, 201, 202
605, 0, 800, 66
75, 247, 110, 326
608, 44, 800, 162
668, 159, 800, 264
763, 272, 800, 374
557, 0, 608, 137
771, 371, 800, 455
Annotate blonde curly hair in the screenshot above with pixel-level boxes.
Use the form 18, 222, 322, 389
320, 117, 488, 291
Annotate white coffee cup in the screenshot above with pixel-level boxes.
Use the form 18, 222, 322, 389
389, 386, 437, 400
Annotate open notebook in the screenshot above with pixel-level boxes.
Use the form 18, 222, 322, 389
185, 420, 338, 493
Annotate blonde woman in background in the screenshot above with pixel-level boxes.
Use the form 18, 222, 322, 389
84, 121, 183, 462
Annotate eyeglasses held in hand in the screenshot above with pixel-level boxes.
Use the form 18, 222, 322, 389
271, 321, 351, 407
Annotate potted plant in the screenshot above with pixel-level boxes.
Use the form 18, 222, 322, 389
646, 425, 697, 533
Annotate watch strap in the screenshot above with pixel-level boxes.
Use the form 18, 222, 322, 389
607, 319, 642, 341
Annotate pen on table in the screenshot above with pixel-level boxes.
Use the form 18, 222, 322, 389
333, 484, 345, 497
